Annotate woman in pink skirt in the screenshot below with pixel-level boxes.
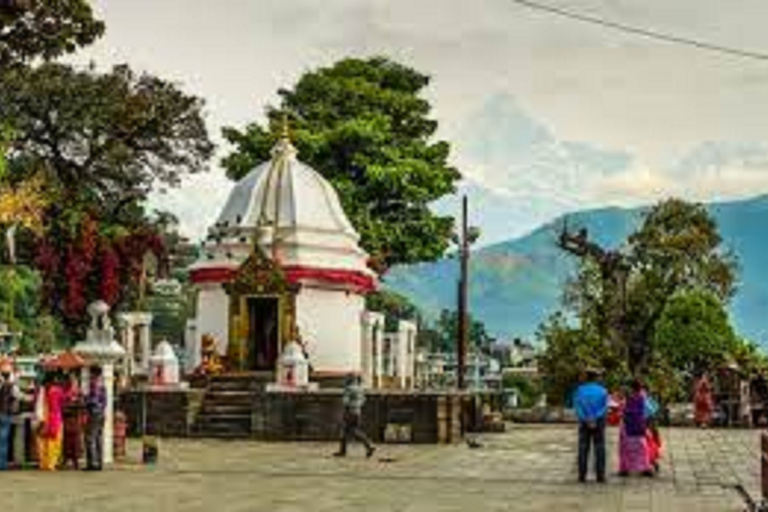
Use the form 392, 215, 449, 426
618, 380, 653, 477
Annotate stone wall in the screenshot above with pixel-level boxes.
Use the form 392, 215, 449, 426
118, 388, 470, 443
118, 389, 205, 437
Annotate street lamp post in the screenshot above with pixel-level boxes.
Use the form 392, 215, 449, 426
454, 195, 479, 390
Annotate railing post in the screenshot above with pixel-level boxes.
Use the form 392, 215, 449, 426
762, 431, 768, 504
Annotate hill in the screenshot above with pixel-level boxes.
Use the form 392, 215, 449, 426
383, 195, 768, 345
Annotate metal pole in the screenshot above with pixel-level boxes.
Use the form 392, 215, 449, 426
457, 195, 469, 390
762, 431, 768, 505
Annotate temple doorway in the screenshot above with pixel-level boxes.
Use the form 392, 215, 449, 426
246, 296, 279, 371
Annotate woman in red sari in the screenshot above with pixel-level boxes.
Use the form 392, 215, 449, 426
694, 372, 714, 428
38, 372, 66, 471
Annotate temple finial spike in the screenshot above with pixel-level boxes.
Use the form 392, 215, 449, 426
280, 112, 290, 141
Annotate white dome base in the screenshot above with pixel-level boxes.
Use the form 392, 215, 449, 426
193, 283, 365, 375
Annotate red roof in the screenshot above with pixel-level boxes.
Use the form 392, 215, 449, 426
41, 351, 86, 370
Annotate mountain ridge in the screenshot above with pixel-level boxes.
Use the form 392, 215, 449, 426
383, 194, 768, 346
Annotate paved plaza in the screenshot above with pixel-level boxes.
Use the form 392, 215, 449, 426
2, 425, 761, 511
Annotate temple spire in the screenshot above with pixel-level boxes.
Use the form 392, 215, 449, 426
280, 112, 290, 141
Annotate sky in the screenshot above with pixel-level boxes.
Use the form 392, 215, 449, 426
70, 0, 768, 246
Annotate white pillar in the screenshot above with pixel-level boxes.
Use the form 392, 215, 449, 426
373, 320, 383, 385
395, 329, 407, 389
360, 312, 384, 389
102, 363, 115, 465
399, 321, 417, 390
80, 367, 91, 400
140, 319, 152, 374
185, 319, 199, 373
118, 315, 135, 376
126, 312, 153, 374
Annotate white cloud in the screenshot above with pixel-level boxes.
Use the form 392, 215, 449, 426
68, 0, 768, 241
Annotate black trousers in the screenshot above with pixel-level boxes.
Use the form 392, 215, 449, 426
85, 414, 104, 469
578, 419, 606, 480
338, 413, 373, 454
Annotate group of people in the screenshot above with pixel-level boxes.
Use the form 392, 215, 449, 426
0, 360, 107, 471
573, 369, 663, 483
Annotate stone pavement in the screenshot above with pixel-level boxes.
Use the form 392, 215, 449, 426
2, 425, 761, 511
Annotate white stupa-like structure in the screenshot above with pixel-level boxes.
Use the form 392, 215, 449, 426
188, 125, 383, 379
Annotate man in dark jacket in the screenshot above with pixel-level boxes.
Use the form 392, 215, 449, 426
333, 374, 375, 458
0, 362, 17, 470
84, 366, 107, 470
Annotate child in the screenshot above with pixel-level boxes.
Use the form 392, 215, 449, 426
644, 393, 662, 473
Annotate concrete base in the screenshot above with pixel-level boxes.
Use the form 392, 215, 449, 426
118, 386, 483, 444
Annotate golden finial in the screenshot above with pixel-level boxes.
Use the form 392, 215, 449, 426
280, 112, 290, 141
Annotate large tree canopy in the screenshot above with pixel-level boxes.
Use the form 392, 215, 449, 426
0, 63, 213, 335
541, 198, 743, 403
0, 63, 214, 218
221, 57, 460, 269
653, 289, 739, 373
629, 198, 737, 301
0, 0, 104, 68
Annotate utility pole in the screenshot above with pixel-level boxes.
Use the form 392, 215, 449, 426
457, 195, 469, 390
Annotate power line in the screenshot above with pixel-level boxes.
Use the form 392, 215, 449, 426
509, 0, 768, 61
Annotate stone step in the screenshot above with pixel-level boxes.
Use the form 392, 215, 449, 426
207, 373, 274, 390
207, 382, 259, 393
193, 415, 252, 438
189, 429, 251, 439
203, 391, 254, 405
200, 403, 253, 415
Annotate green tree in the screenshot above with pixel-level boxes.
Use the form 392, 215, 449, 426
542, 198, 740, 404
146, 212, 197, 345
537, 312, 628, 405
652, 289, 739, 374
629, 199, 737, 302
430, 308, 493, 354
0, 63, 214, 217
366, 289, 419, 331
0, 0, 104, 69
502, 372, 542, 408
221, 57, 460, 270
0, 63, 213, 332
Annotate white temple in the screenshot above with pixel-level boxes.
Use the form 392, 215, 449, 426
186, 127, 416, 387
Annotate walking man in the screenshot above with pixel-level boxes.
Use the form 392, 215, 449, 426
334, 374, 375, 458
0, 360, 18, 470
84, 366, 106, 471
573, 368, 609, 483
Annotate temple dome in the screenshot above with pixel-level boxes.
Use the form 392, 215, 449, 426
190, 135, 375, 290
216, 138, 358, 239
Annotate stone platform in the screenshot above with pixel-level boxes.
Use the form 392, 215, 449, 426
118, 375, 482, 443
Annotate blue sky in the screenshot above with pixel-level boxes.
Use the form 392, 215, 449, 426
70, 0, 768, 246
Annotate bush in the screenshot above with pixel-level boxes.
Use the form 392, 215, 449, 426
502, 373, 541, 408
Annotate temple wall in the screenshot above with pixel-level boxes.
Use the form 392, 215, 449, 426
196, 284, 230, 355
296, 287, 364, 375
118, 388, 475, 443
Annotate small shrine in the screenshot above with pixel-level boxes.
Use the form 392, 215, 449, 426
149, 339, 181, 387
73, 300, 126, 465
187, 122, 417, 387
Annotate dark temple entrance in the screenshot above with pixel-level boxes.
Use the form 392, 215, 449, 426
246, 297, 279, 371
